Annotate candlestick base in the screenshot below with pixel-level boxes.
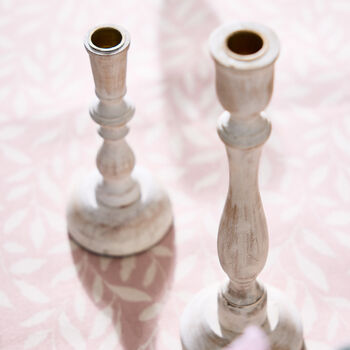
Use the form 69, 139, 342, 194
67, 166, 172, 256
180, 285, 305, 350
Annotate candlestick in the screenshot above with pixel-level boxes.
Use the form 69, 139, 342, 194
67, 25, 173, 256
180, 22, 305, 350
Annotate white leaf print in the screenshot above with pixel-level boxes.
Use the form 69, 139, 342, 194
292, 106, 316, 122
194, 171, 220, 191
143, 260, 157, 287
90, 306, 113, 339
15, 280, 49, 304
107, 285, 151, 302
169, 132, 184, 158
21, 309, 54, 327
41, 208, 65, 232
320, 88, 345, 106
7, 168, 32, 183
175, 255, 197, 282
307, 340, 330, 350
59, 312, 86, 350
304, 127, 327, 140
38, 171, 62, 204
11, 258, 45, 275
302, 229, 335, 257
0, 86, 10, 103
285, 277, 297, 302
189, 150, 221, 165
281, 204, 301, 222
3, 242, 26, 253
312, 195, 336, 207
202, 213, 218, 238
294, 245, 329, 292
158, 166, 185, 182
52, 156, 63, 177
333, 1, 350, 11
306, 142, 326, 157
301, 292, 317, 333
6, 185, 31, 201
0, 144, 31, 164
263, 192, 286, 205
323, 297, 350, 309
22, 55, 44, 82
325, 211, 350, 226
335, 171, 350, 202
151, 245, 173, 257
48, 242, 70, 254
145, 123, 165, 145
139, 303, 162, 322
75, 111, 90, 136
183, 125, 210, 147
0, 125, 25, 140
327, 313, 339, 341
334, 230, 350, 248
68, 140, 79, 163
0, 290, 13, 308
176, 228, 195, 244
29, 216, 46, 249
115, 309, 122, 338
120, 256, 136, 282
4, 208, 28, 234
332, 126, 350, 155
159, 329, 181, 350
171, 87, 198, 120
98, 329, 119, 350
51, 266, 77, 286
202, 265, 217, 285
33, 129, 59, 147
23, 330, 49, 349
74, 292, 86, 321
92, 275, 103, 303
309, 165, 329, 188
99, 257, 112, 272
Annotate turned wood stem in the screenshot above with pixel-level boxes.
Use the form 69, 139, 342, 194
210, 22, 280, 332
85, 26, 140, 208
180, 23, 304, 350
218, 145, 268, 292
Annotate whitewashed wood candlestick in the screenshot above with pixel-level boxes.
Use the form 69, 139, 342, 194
180, 23, 305, 350
67, 25, 173, 256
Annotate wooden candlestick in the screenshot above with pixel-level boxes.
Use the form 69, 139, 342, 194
67, 25, 172, 256
180, 23, 305, 350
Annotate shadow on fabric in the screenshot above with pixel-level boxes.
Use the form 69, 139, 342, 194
70, 225, 176, 350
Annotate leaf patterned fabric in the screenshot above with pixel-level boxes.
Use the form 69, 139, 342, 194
0, 0, 350, 349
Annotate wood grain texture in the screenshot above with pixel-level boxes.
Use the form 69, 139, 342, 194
180, 22, 305, 350
67, 25, 172, 256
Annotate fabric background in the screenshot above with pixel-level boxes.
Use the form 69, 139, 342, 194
0, 0, 350, 349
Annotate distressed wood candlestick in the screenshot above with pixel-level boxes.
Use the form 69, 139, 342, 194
180, 23, 305, 350
67, 25, 172, 256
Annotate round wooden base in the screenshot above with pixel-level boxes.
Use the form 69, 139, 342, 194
180, 285, 305, 350
67, 166, 173, 256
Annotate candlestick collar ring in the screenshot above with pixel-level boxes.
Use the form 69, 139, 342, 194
210, 22, 280, 70
85, 25, 129, 55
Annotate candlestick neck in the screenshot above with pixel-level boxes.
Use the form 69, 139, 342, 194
85, 25, 130, 102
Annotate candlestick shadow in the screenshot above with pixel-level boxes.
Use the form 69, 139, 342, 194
69, 225, 176, 350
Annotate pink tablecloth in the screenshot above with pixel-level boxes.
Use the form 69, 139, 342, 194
1, 0, 350, 349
